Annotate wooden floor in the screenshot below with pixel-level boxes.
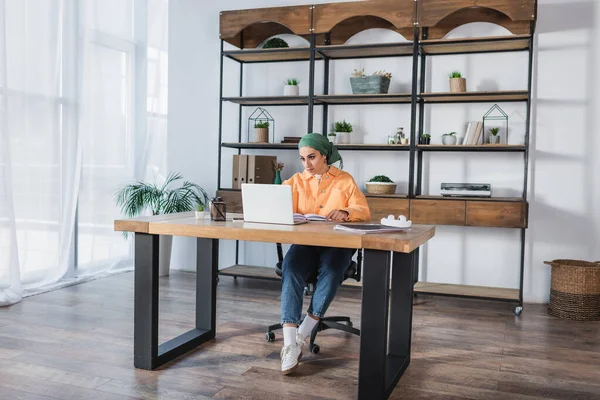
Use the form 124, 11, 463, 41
0, 272, 599, 400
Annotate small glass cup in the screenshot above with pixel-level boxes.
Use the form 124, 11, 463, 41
387, 135, 396, 145
210, 197, 227, 221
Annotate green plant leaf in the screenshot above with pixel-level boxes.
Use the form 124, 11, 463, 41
369, 175, 393, 183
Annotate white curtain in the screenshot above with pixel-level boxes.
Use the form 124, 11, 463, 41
0, 0, 168, 306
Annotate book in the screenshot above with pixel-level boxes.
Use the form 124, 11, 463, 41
294, 213, 327, 221
334, 223, 409, 234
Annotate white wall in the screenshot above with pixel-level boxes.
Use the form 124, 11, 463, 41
169, 0, 600, 304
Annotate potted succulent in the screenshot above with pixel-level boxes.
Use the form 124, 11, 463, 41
420, 134, 431, 145
114, 172, 210, 277
327, 132, 337, 143
442, 132, 457, 145
334, 120, 352, 144
449, 71, 466, 93
262, 37, 289, 49
488, 127, 500, 144
350, 68, 392, 94
283, 78, 300, 96
253, 121, 270, 143
365, 175, 397, 195
195, 204, 206, 219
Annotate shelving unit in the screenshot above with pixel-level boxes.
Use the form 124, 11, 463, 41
216, 0, 537, 314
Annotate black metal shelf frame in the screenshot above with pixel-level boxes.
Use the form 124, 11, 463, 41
216, 23, 535, 313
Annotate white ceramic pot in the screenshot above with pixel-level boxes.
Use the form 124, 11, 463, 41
336, 131, 351, 144
283, 85, 299, 96
195, 211, 206, 219
489, 135, 500, 144
442, 135, 457, 145
158, 235, 172, 277
328, 135, 336, 143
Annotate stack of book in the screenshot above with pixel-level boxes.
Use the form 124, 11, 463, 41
462, 121, 484, 145
281, 136, 301, 144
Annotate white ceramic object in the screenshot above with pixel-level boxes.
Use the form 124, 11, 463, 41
284, 85, 299, 96
336, 131, 351, 144
195, 211, 206, 219
380, 214, 412, 229
442, 135, 457, 145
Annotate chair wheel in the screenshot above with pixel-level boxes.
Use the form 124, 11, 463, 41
310, 344, 320, 354
266, 332, 275, 342
515, 306, 523, 316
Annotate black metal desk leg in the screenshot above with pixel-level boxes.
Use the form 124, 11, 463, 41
358, 249, 391, 399
133, 234, 219, 370
388, 252, 415, 380
196, 238, 219, 334
134, 233, 159, 369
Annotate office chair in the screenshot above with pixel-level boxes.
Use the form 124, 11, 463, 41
265, 243, 361, 354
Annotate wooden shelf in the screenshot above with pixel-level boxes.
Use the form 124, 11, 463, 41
420, 35, 531, 55
421, 90, 528, 103
221, 142, 410, 151
417, 144, 526, 152
315, 42, 413, 59
416, 195, 524, 202
222, 96, 309, 106
218, 265, 519, 300
415, 282, 519, 301
365, 193, 408, 199
314, 94, 412, 105
223, 47, 321, 63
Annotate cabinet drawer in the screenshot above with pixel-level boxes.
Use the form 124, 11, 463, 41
216, 189, 243, 213
410, 199, 466, 225
466, 201, 528, 228
367, 197, 410, 221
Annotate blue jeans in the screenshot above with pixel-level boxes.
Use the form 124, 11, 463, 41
281, 245, 354, 326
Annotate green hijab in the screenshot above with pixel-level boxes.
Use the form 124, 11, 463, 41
297, 133, 343, 169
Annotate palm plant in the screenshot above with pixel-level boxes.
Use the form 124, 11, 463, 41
114, 172, 210, 219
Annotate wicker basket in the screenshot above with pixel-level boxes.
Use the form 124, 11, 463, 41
544, 259, 600, 321
365, 182, 397, 195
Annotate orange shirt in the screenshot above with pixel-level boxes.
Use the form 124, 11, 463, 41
282, 166, 370, 222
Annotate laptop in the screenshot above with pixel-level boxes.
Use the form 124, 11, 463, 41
241, 183, 308, 225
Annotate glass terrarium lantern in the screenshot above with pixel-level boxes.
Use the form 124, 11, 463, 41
248, 107, 274, 143
482, 104, 508, 145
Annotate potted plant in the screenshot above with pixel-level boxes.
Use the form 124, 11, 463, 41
283, 78, 300, 96
442, 132, 457, 145
262, 37, 289, 49
448, 71, 466, 93
327, 132, 337, 143
114, 172, 210, 277
420, 134, 431, 145
195, 204, 206, 219
253, 121, 270, 143
365, 175, 397, 195
488, 127, 500, 144
334, 120, 352, 144
273, 161, 284, 184
350, 68, 392, 94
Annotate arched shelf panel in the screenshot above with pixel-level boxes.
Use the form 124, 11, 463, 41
220, 5, 311, 48
313, 0, 414, 45
418, 0, 536, 39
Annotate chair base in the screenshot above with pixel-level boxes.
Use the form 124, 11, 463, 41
266, 315, 360, 354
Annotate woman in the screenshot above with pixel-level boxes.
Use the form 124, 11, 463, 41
279, 133, 370, 375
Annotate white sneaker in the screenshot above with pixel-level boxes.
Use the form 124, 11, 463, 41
280, 344, 301, 375
296, 331, 309, 351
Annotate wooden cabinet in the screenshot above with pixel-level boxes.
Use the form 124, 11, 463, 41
366, 197, 410, 221
409, 199, 466, 226
466, 201, 528, 228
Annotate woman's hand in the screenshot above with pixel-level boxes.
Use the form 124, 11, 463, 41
326, 209, 349, 222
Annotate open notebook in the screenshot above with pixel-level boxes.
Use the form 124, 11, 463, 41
334, 224, 409, 234
294, 213, 327, 221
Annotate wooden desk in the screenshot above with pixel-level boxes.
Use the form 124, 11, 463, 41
114, 213, 435, 400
